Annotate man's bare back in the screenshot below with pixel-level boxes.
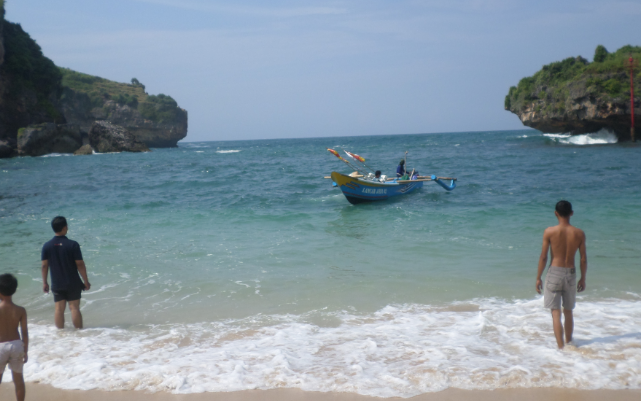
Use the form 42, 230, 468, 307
545, 224, 586, 268
537, 222, 587, 294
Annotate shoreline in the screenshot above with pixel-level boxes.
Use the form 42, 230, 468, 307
1, 384, 641, 401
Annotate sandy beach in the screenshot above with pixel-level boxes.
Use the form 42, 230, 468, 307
1, 384, 641, 401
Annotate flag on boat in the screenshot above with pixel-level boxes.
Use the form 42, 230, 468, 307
327, 148, 349, 162
344, 151, 365, 163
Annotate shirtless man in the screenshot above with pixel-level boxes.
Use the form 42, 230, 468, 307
0, 274, 29, 401
536, 200, 587, 349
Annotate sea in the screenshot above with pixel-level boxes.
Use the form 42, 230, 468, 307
1, 129, 640, 397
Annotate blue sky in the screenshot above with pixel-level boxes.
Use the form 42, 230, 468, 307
6, 1, 641, 141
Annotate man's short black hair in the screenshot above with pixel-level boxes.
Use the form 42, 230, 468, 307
52, 216, 67, 233
0, 274, 18, 296
555, 200, 573, 217
375, 170, 381, 176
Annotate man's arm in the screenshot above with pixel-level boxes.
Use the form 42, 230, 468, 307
536, 229, 551, 294
76, 260, 91, 291
577, 230, 587, 292
41, 260, 49, 293
20, 307, 28, 363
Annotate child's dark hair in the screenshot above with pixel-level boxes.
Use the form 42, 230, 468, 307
555, 200, 573, 217
0, 273, 18, 296
51, 216, 67, 233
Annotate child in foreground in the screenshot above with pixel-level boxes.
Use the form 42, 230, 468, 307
0, 274, 28, 401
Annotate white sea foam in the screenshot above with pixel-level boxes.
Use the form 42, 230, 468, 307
216, 150, 241, 154
544, 129, 618, 145
20, 297, 641, 396
39, 153, 72, 157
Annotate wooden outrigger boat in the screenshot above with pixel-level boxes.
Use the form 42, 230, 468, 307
326, 148, 457, 205
331, 172, 456, 204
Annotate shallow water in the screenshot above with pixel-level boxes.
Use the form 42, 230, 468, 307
1, 130, 640, 395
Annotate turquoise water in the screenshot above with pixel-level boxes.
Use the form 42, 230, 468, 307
1, 130, 641, 395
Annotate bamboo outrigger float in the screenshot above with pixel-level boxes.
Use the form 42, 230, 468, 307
326, 148, 457, 204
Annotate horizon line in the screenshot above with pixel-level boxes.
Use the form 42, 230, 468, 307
177, 128, 536, 143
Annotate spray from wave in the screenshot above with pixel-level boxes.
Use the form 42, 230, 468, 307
543, 129, 618, 145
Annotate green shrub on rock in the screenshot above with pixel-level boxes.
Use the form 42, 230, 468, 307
139, 94, 180, 123
593, 45, 609, 63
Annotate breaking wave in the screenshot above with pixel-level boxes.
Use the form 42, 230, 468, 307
543, 129, 618, 145
20, 296, 641, 397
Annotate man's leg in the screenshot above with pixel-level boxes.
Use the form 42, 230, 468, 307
563, 309, 574, 344
551, 309, 564, 349
12, 372, 25, 401
55, 300, 67, 329
68, 299, 83, 329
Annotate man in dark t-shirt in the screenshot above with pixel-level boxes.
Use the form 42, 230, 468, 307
41, 216, 91, 329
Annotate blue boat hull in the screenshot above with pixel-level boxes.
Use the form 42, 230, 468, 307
331, 172, 424, 204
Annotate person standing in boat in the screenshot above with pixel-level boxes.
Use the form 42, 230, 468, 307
374, 170, 385, 182
396, 159, 406, 177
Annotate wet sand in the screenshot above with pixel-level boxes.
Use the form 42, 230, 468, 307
1, 384, 640, 401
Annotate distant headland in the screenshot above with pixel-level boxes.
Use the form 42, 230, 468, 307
0, 2, 188, 158
505, 45, 640, 141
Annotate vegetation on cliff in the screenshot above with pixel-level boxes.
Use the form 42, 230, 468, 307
505, 45, 641, 113
0, 19, 63, 125
60, 68, 183, 124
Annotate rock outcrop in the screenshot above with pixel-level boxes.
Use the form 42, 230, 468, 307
505, 46, 640, 141
0, 15, 64, 157
0, 2, 5, 66
0, 4, 188, 158
89, 121, 149, 153
73, 144, 93, 155
17, 123, 82, 156
0, 138, 15, 158
60, 92, 188, 148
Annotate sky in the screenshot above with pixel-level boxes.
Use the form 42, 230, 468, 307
5, 0, 641, 142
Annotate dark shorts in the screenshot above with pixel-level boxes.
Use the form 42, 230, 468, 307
52, 288, 82, 302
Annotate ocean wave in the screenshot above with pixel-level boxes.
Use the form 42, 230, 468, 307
216, 150, 241, 153
20, 296, 641, 396
544, 129, 618, 145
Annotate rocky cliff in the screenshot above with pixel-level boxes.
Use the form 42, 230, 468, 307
0, 1, 5, 65
0, 4, 188, 157
89, 121, 149, 153
0, 7, 64, 157
59, 69, 188, 148
505, 45, 640, 141
17, 123, 82, 156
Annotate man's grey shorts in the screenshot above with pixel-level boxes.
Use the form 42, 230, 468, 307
544, 266, 577, 310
